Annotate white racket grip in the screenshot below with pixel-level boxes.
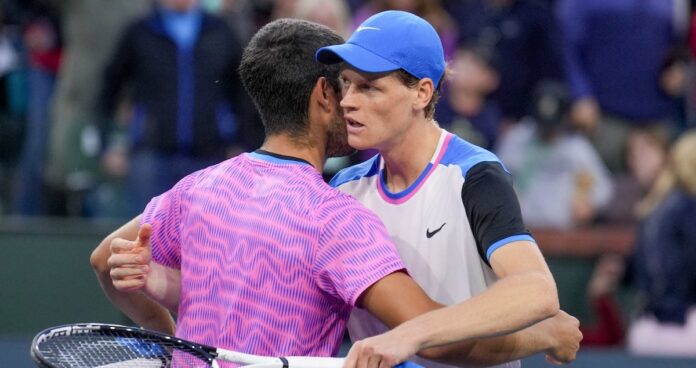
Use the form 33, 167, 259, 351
215, 348, 283, 365
239, 356, 345, 368
285, 356, 344, 368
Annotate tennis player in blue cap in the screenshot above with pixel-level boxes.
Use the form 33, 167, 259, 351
317, 10, 582, 368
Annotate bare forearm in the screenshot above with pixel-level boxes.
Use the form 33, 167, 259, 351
353, 243, 574, 367
407, 272, 558, 359
94, 269, 176, 334
144, 262, 181, 313
90, 217, 176, 334
422, 321, 553, 366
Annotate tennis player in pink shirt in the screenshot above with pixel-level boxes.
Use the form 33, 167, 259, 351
91, 18, 424, 362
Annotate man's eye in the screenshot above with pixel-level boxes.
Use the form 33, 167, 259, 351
360, 84, 374, 91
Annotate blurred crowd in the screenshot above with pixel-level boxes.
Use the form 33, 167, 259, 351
0, 0, 695, 358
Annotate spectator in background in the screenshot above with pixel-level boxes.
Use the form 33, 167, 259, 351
448, 0, 564, 122
602, 128, 670, 224
98, 0, 253, 216
579, 253, 626, 347
626, 130, 696, 356
352, 0, 458, 60
686, 5, 696, 128
269, 0, 298, 19
660, 44, 691, 132
292, 0, 352, 38
0, 3, 24, 215
203, 0, 256, 43
496, 80, 613, 230
435, 44, 502, 150
12, 1, 61, 216
557, 0, 682, 173
43, 0, 150, 217
345, 0, 367, 13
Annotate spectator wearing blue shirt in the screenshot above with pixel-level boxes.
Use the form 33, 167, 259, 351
98, 0, 258, 216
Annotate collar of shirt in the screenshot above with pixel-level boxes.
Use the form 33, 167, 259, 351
160, 6, 203, 50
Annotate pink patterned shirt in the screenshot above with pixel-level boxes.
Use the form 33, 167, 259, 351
142, 150, 405, 358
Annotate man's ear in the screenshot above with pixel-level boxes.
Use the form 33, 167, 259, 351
414, 78, 435, 112
312, 76, 334, 113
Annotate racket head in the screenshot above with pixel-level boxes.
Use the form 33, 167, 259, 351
30, 323, 216, 368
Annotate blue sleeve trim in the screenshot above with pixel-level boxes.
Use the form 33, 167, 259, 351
329, 155, 380, 188
486, 234, 536, 261
439, 135, 509, 177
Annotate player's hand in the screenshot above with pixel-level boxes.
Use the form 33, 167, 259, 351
543, 310, 582, 364
108, 223, 152, 292
343, 329, 419, 368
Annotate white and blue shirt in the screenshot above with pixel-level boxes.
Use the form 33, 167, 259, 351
331, 129, 532, 368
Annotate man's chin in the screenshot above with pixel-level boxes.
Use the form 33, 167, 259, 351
346, 136, 372, 152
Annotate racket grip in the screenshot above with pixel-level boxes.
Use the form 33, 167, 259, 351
395, 362, 424, 368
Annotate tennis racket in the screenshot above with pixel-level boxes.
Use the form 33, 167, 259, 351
31, 323, 423, 368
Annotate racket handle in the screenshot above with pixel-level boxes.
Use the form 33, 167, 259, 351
285, 356, 344, 367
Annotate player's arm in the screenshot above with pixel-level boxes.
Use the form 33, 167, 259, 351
346, 162, 579, 366
416, 161, 582, 364
413, 241, 576, 365
90, 216, 176, 334
402, 161, 571, 361
417, 309, 581, 366
106, 222, 181, 313
350, 264, 572, 367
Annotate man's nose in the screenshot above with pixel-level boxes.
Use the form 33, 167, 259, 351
340, 87, 356, 110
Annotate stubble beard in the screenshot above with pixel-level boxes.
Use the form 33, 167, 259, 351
326, 115, 355, 158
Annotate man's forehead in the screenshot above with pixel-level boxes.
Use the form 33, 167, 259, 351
339, 65, 396, 82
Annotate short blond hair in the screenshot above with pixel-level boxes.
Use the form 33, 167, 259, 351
636, 130, 696, 217
394, 69, 448, 120
672, 130, 696, 196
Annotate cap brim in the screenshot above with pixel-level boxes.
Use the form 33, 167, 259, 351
316, 43, 400, 74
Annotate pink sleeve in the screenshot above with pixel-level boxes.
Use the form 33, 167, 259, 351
141, 175, 195, 269
313, 195, 406, 306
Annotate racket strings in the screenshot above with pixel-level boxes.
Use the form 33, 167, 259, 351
35, 331, 211, 368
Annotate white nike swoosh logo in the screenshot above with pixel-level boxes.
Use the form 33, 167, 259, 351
356, 26, 381, 32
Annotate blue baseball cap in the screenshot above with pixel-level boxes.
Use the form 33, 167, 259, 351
315, 10, 445, 87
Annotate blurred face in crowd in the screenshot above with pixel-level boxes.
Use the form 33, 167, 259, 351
627, 130, 668, 189
303, 8, 345, 37
383, 0, 419, 12
292, 0, 351, 38
448, 49, 499, 117
160, 0, 199, 12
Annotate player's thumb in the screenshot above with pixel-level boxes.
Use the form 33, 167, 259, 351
137, 223, 153, 249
